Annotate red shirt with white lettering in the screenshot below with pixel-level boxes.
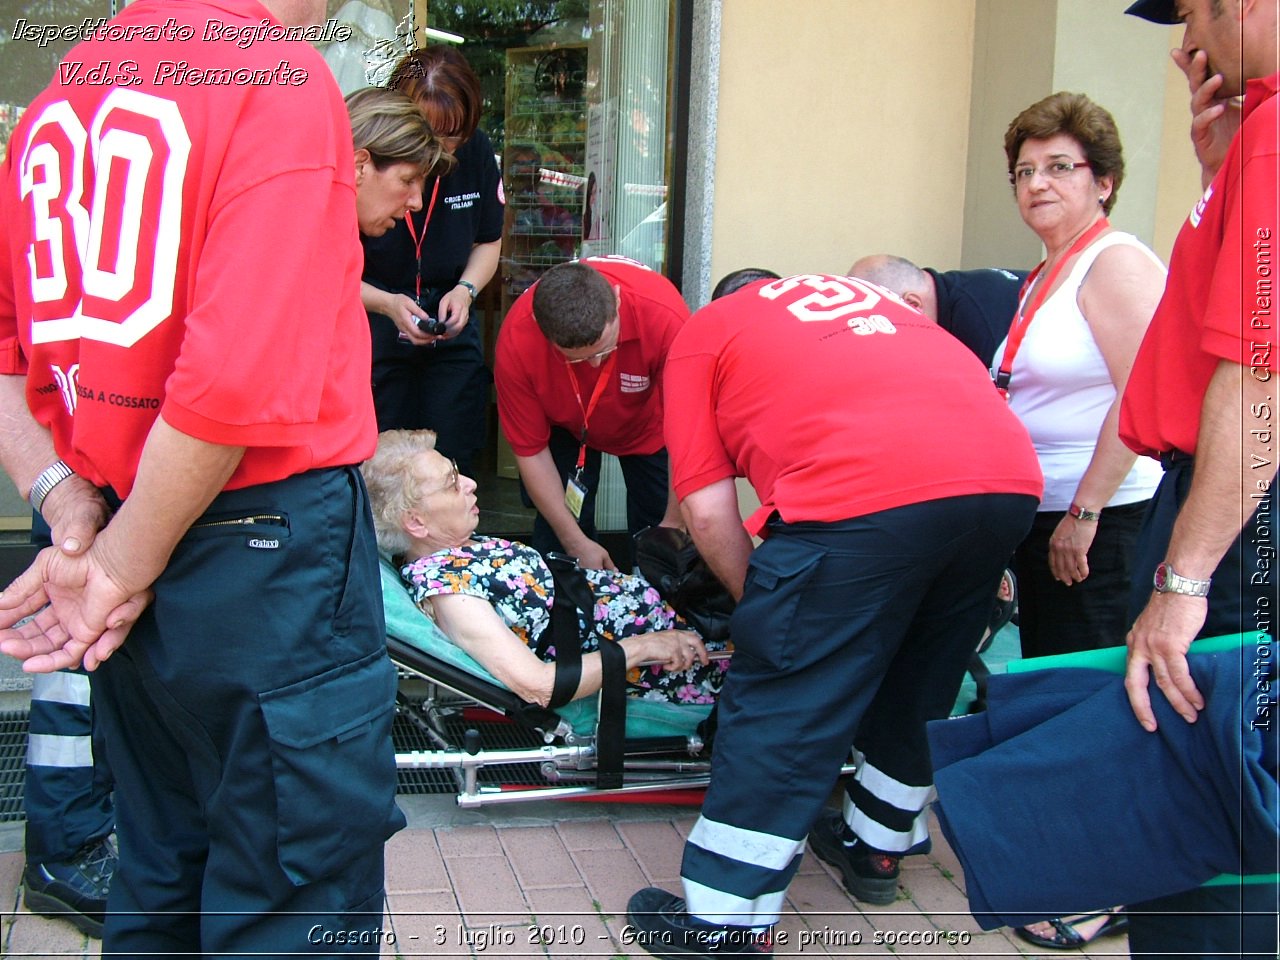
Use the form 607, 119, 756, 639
664, 275, 1044, 536
1120, 72, 1280, 459
495, 256, 689, 457
0, 0, 375, 496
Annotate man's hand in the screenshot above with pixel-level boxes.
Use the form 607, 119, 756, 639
1048, 514, 1097, 585
1171, 47, 1241, 187
566, 536, 618, 571
38, 476, 111, 555
515, 448, 617, 569
1124, 591, 1208, 732
680, 480, 752, 601
0, 588, 151, 672
0, 539, 153, 672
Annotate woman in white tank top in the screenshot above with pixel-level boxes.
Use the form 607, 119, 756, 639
995, 90, 1168, 951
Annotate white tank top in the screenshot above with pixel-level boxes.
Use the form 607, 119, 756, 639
991, 232, 1165, 512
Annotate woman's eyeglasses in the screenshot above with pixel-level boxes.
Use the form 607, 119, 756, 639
439, 459, 459, 493
1011, 160, 1091, 185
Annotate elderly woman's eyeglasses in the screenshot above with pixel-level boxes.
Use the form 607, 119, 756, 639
1011, 160, 1092, 186
438, 459, 459, 494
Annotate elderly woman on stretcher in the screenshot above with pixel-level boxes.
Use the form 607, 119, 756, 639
361, 429, 728, 707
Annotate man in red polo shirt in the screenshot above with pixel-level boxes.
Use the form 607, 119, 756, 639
0, 0, 404, 950
1118, 1, 1279, 956
625, 273, 1041, 953
495, 256, 686, 569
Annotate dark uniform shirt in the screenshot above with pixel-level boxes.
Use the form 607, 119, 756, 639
926, 267, 1027, 366
360, 128, 504, 299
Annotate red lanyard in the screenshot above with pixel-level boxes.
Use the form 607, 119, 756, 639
995, 217, 1110, 396
566, 351, 618, 472
404, 178, 441, 301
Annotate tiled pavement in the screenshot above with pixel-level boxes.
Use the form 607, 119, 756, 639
0, 795, 1131, 959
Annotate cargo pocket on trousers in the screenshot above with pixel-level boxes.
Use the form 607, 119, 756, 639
259, 650, 406, 886
728, 545, 826, 673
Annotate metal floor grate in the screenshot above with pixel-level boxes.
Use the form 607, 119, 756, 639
0, 710, 29, 822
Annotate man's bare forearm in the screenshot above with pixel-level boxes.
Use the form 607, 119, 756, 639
0, 374, 61, 497
681, 478, 751, 600
1167, 360, 1277, 581
517, 448, 592, 550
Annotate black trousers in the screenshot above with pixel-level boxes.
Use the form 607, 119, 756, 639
1125, 458, 1279, 959
369, 313, 490, 478
680, 494, 1037, 925
1014, 499, 1149, 659
92, 467, 405, 954
524, 426, 670, 557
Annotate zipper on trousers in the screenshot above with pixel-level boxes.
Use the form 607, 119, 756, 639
192, 514, 287, 530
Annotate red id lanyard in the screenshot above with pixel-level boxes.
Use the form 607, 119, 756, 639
566, 351, 618, 474
995, 216, 1110, 397
403, 178, 441, 302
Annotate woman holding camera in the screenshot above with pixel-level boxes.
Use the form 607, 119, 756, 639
360, 46, 503, 476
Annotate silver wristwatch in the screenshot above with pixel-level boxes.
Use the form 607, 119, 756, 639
1152, 561, 1211, 598
28, 459, 75, 515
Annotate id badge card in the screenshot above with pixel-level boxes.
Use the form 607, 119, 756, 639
565, 474, 588, 520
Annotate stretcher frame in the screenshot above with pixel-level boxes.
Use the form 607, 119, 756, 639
381, 560, 855, 807
383, 560, 711, 807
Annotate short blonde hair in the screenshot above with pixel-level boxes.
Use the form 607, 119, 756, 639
345, 87, 454, 178
360, 429, 439, 558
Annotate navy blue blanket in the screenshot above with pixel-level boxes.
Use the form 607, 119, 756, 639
927, 647, 1278, 929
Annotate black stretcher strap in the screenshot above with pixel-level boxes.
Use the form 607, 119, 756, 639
545, 560, 584, 709
593, 639, 626, 788
545, 554, 627, 788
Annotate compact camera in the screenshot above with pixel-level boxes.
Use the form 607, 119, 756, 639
416, 315, 448, 337
414, 288, 448, 337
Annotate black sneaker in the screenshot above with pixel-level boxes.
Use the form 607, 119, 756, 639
23, 834, 116, 938
806, 810, 900, 905
626, 887, 773, 958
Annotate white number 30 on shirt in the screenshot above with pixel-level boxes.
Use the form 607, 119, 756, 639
20, 89, 190, 347
759, 274, 897, 334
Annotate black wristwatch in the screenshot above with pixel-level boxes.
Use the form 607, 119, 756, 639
1153, 561, 1211, 597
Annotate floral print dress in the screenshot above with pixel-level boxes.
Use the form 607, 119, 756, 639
401, 537, 728, 704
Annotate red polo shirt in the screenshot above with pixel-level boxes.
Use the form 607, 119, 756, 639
664, 275, 1043, 536
0, 0, 375, 496
495, 256, 689, 457
1120, 72, 1280, 458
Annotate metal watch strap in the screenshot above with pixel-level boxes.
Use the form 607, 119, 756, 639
28, 459, 75, 515
1153, 561, 1212, 598
1068, 503, 1101, 522
456, 279, 478, 301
